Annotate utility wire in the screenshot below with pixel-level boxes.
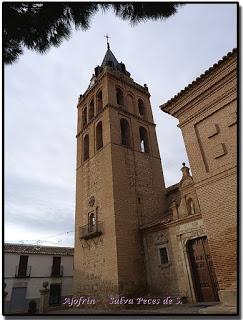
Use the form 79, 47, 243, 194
6, 230, 74, 245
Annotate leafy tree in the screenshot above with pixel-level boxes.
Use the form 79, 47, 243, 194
3, 2, 183, 64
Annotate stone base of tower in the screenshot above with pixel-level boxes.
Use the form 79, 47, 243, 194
118, 283, 147, 297
73, 268, 148, 309
218, 289, 237, 306
73, 280, 148, 308
73, 274, 118, 306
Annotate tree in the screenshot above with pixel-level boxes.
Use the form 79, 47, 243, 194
3, 3, 183, 65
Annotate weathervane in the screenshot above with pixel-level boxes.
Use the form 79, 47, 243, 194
104, 33, 110, 49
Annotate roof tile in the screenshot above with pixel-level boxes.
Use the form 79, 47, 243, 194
4, 243, 74, 256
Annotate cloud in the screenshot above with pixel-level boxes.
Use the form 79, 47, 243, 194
5, 172, 74, 224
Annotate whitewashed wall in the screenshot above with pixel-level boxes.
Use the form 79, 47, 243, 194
4, 252, 73, 303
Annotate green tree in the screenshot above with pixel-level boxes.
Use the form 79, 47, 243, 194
3, 2, 183, 64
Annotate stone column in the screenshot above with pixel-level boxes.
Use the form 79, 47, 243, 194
39, 282, 50, 314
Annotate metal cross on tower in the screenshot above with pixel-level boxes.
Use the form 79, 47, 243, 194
104, 33, 110, 49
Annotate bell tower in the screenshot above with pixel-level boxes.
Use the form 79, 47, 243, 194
73, 42, 167, 299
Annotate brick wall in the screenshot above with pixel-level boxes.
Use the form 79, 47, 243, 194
74, 67, 167, 298
161, 49, 237, 305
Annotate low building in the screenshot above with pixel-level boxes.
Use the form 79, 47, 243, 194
4, 243, 74, 314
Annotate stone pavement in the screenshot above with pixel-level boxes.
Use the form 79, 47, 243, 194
48, 302, 237, 315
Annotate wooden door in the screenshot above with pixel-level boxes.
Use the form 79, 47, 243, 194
188, 237, 219, 302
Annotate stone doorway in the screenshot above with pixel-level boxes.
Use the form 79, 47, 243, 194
187, 236, 219, 302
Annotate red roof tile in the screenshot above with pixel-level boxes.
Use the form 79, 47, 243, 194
4, 243, 74, 256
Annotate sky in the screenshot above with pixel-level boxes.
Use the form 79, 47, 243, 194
4, 3, 237, 247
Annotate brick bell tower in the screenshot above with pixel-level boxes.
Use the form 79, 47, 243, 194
73, 40, 167, 299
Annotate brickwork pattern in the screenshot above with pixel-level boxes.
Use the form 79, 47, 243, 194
161, 50, 237, 304
74, 65, 167, 298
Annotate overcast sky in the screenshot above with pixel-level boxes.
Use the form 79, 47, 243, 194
5, 3, 237, 247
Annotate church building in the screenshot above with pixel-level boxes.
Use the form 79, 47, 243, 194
73, 42, 237, 308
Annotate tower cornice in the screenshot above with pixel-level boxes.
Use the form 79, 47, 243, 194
77, 68, 150, 109
105, 70, 150, 97
76, 102, 156, 138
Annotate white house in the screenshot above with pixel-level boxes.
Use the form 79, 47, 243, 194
4, 243, 74, 314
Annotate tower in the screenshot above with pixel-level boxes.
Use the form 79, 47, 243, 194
73, 42, 167, 299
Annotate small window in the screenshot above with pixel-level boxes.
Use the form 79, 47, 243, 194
138, 99, 145, 116
89, 100, 94, 121
96, 121, 103, 151
159, 247, 169, 265
187, 198, 195, 215
88, 212, 96, 232
139, 127, 149, 153
82, 107, 87, 128
83, 134, 89, 161
127, 94, 135, 112
116, 88, 124, 105
97, 91, 103, 113
120, 118, 130, 147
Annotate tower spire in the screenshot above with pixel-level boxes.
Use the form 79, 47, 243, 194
104, 33, 110, 50
97, 35, 131, 77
